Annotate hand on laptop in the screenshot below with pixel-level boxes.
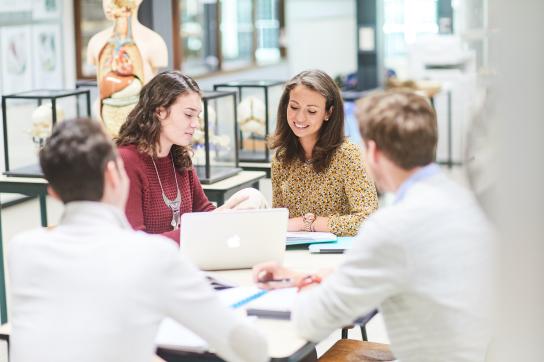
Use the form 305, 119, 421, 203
215, 193, 250, 211
215, 188, 269, 211
253, 262, 305, 290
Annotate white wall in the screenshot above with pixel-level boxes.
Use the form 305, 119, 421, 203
62, 0, 76, 87
285, 0, 357, 78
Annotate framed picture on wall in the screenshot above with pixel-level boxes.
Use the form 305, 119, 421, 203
1, 25, 33, 94
0, 0, 31, 13
32, 0, 61, 20
32, 24, 63, 89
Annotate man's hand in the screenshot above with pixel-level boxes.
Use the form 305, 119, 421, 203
252, 261, 305, 290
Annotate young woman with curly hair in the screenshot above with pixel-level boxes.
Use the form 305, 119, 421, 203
116, 71, 245, 243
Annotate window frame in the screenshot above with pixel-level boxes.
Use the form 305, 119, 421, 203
172, 0, 286, 78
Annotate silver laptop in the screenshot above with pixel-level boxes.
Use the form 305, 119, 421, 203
180, 208, 288, 271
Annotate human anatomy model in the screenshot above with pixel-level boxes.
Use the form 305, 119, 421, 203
31, 103, 64, 148
87, 0, 167, 136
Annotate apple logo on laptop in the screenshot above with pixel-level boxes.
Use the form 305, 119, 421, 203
226, 234, 241, 248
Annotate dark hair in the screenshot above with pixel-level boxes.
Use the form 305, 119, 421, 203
39, 118, 117, 203
115, 70, 201, 171
268, 69, 345, 173
356, 90, 438, 169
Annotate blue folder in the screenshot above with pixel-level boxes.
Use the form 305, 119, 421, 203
285, 232, 337, 246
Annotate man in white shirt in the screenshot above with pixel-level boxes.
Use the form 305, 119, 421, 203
254, 91, 493, 362
8, 118, 268, 362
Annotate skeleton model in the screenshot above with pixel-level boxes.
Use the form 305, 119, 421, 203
30, 103, 64, 148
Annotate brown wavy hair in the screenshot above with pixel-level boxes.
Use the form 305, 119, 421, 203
115, 70, 201, 171
268, 69, 345, 173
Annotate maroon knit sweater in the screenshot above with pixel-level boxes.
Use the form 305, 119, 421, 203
119, 144, 215, 244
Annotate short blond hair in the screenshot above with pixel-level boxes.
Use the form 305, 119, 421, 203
356, 90, 437, 170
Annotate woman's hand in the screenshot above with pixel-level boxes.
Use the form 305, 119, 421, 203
215, 188, 268, 211
252, 261, 305, 290
215, 193, 250, 211
288, 216, 331, 233
288, 217, 304, 231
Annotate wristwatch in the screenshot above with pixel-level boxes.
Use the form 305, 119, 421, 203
302, 212, 316, 232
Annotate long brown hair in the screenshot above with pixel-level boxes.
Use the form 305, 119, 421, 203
268, 69, 345, 173
115, 70, 201, 171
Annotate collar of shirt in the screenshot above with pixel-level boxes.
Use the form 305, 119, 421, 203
394, 163, 441, 204
60, 201, 132, 230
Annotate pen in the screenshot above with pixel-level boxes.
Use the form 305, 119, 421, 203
267, 278, 292, 283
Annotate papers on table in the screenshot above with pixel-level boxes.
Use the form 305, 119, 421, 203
155, 318, 208, 352
155, 286, 297, 351
286, 231, 337, 246
219, 286, 297, 319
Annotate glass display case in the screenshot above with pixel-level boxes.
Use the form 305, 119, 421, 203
2, 89, 92, 177
213, 80, 283, 163
192, 90, 241, 184
76, 79, 99, 119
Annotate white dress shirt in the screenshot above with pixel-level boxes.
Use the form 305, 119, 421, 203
293, 167, 493, 362
8, 201, 267, 362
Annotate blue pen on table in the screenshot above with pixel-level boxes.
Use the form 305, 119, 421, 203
230, 278, 293, 309
230, 290, 268, 309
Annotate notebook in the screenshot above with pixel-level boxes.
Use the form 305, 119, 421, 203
308, 237, 355, 253
286, 232, 337, 246
180, 208, 288, 270
219, 286, 297, 320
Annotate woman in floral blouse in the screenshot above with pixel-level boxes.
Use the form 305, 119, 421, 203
269, 69, 378, 236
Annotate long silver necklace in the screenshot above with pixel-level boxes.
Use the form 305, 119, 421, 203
151, 154, 181, 230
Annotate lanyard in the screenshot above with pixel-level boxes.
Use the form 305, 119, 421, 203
394, 163, 441, 204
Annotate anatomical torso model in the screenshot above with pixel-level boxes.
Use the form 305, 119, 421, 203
87, 0, 167, 136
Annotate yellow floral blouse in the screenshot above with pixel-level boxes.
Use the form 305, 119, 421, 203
271, 140, 379, 236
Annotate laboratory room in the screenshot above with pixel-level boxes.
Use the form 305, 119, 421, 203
0, 0, 541, 361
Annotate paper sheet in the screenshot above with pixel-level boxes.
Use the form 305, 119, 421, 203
155, 318, 208, 352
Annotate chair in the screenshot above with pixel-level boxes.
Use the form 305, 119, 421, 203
340, 309, 378, 341
318, 339, 395, 362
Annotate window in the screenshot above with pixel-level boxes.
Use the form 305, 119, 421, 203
220, 0, 254, 70
383, 0, 438, 76
175, 0, 284, 76
255, 0, 281, 64
179, 0, 219, 76
75, 0, 110, 79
